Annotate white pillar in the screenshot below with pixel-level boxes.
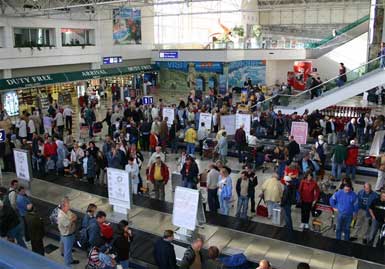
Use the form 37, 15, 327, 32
2, 69, 12, 78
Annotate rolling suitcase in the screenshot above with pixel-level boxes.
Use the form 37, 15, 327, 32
272, 205, 283, 226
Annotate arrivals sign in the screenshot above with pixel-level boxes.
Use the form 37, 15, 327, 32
13, 149, 32, 181
290, 121, 308, 145
0, 64, 156, 91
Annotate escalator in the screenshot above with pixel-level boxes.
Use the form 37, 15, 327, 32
260, 57, 385, 115
305, 15, 369, 59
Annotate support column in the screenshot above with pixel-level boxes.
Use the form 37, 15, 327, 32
91, 62, 101, 70
368, 0, 385, 61
2, 69, 12, 78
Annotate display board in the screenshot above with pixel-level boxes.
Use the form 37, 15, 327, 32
112, 8, 142, 45
220, 115, 236, 135
107, 168, 132, 209
2, 91, 19, 116
370, 130, 385, 156
172, 187, 200, 231
235, 113, 251, 134
162, 107, 175, 126
290, 121, 308, 145
198, 113, 212, 131
13, 149, 32, 181
142, 96, 154, 105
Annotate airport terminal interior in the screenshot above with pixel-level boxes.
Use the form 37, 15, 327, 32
2, 0, 385, 269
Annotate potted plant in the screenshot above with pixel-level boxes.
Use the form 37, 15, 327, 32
250, 25, 262, 48
232, 25, 245, 48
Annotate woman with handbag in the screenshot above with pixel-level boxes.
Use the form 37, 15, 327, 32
298, 171, 321, 230
217, 167, 232, 215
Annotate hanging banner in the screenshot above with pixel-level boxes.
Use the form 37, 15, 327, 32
198, 113, 212, 131
235, 113, 251, 134
162, 107, 175, 126
220, 115, 236, 135
13, 149, 32, 181
370, 130, 385, 156
290, 121, 308, 145
113, 8, 142, 45
107, 168, 132, 209
172, 187, 200, 231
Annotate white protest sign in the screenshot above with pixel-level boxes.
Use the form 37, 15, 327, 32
107, 168, 132, 210
290, 121, 308, 145
172, 187, 200, 231
235, 113, 251, 134
370, 130, 385, 156
220, 115, 236, 135
162, 107, 175, 127
13, 149, 32, 181
198, 113, 212, 131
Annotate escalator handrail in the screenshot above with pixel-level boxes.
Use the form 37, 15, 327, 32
253, 55, 383, 109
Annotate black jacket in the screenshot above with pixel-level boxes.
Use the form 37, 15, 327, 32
180, 246, 204, 269
281, 183, 297, 206
153, 238, 178, 269
325, 122, 336, 134
236, 178, 255, 198
25, 210, 45, 242
287, 141, 300, 160
180, 162, 199, 183
0, 203, 20, 237
113, 232, 133, 262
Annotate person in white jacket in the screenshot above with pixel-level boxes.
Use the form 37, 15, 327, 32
126, 157, 140, 194
27, 115, 36, 141
17, 116, 27, 140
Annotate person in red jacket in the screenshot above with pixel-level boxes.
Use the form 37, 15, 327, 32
298, 171, 320, 230
148, 156, 169, 200
43, 136, 58, 168
345, 140, 359, 181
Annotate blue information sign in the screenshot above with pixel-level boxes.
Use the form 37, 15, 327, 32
142, 96, 154, 105
159, 51, 178, 59
103, 56, 123, 64
0, 129, 5, 143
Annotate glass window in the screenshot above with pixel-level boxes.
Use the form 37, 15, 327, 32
61, 29, 95, 46
14, 28, 53, 47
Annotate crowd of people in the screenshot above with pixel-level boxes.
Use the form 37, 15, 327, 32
1, 77, 385, 268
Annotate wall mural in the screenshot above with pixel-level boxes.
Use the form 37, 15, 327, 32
228, 60, 266, 88
113, 8, 142, 45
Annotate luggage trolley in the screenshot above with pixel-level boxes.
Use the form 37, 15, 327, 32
312, 203, 335, 233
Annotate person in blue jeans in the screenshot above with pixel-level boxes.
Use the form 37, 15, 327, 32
235, 171, 254, 219
0, 199, 27, 248
280, 176, 297, 230
330, 183, 359, 241
218, 167, 232, 215
57, 197, 79, 266
368, 192, 385, 247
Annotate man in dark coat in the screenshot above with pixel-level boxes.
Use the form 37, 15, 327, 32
25, 204, 45, 255
153, 230, 177, 269
287, 136, 300, 163
234, 124, 247, 163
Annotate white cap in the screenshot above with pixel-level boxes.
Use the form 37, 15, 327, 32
284, 176, 292, 182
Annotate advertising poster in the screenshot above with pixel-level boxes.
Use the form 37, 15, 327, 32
3, 91, 19, 116
162, 107, 175, 126
290, 121, 308, 145
220, 115, 236, 135
172, 187, 200, 231
228, 60, 266, 88
113, 8, 141, 45
198, 113, 212, 131
13, 149, 32, 181
235, 113, 251, 134
107, 168, 132, 209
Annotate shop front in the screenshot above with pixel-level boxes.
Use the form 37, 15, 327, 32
0, 64, 157, 116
